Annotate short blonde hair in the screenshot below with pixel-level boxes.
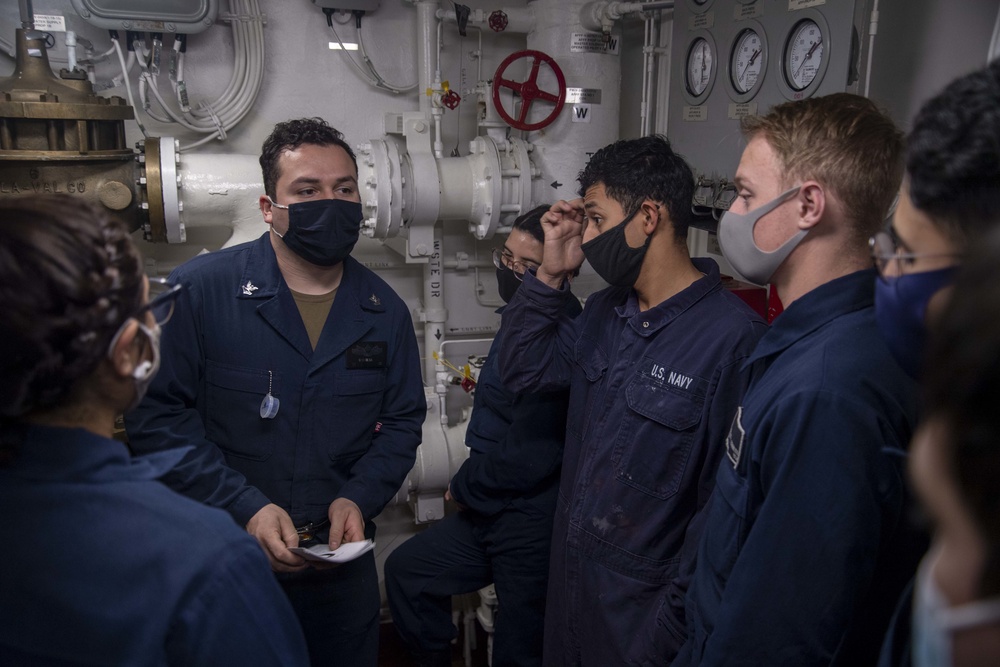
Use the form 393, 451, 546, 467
742, 93, 904, 245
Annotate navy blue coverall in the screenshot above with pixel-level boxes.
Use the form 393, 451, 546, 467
675, 269, 920, 666
498, 258, 767, 666
125, 232, 425, 667
0, 425, 308, 666
385, 299, 580, 667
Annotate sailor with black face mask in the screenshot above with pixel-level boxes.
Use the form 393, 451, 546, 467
385, 205, 581, 667
125, 118, 425, 667
496, 136, 767, 666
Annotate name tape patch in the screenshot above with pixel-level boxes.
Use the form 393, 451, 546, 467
347, 341, 387, 369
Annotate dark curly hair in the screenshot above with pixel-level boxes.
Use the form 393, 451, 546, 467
0, 195, 143, 421
259, 117, 358, 198
906, 59, 1000, 246
577, 135, 695, 241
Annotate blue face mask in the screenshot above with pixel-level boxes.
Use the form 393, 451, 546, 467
269, 198, 362, 267
874, 266, 956, 378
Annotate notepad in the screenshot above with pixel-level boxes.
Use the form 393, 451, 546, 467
288, 539, 375, 563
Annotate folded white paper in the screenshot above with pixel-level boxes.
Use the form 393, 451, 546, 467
288, 539, 375, 564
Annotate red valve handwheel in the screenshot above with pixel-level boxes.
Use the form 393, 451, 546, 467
491, 49, 567, 132
488, 10, 508, 32
441, 90, 461, 110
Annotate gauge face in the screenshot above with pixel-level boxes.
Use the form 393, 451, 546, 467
785, 19, 825, 91
731, 28, 764, 94
686, 38, 714, 97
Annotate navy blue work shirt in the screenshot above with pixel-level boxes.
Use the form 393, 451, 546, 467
676, 269, 919, 666
0, 425, 308, 666
498, 258, 767, 666
125, 232, 425, 528
449, 300, 581, 516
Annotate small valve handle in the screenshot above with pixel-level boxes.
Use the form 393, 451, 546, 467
488, 10, 509, 32
441, 89, 462, 110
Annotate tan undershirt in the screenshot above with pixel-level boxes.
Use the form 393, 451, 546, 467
290, 287, 337, 350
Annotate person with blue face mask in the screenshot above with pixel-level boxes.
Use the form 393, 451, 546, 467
872, 59, 1000, 667
0, 195, 308, 666
384, 206, 581, 667
497, 135, 767, 666
872, 58, 1000, 380
674, 93, 920, 667
125, 118, 426, 667
903, 227, 1000, 667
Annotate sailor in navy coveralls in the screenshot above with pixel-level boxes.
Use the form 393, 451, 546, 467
127, 119, 425, 667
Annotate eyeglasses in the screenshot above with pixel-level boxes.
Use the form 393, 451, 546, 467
869, 231, 961, 278
138, 277, 183, 326
105, 277, 183, 361
492, 248, 539, 281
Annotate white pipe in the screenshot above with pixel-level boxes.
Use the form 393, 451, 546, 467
864, 0, 879, 98
175, 152, 265, 247
643, 15, 659, 136
424, 225, 448, 382
640, 16, 650, 136
581, 1, 674, 31
65, 31, 77, 71
436, 7, 535, 34
416, 0, 439, 114
990, 4, 1000, 62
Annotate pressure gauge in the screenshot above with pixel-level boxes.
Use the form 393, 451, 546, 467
784, 18, 825, 91
731, 28, 764, 94
686, 37, 714, 98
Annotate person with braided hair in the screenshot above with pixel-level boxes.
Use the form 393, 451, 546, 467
0, 194, 308, 665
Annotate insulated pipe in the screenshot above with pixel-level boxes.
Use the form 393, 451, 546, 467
527, 0, 622, 203
172, 153, 265, 247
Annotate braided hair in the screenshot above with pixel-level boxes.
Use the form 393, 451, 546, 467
0, 195, 143, 425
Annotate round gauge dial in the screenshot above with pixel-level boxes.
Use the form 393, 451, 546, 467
731, 28, 764, 94
785, 19, 825, 91
686, 38, 714, 97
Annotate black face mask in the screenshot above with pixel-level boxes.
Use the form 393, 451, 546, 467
496, 264, 521, 303
580, 210, 650, 287
273, 198, 362, 267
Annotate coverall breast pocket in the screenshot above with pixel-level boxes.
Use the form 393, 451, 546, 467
322, 370, 386, 462
205, 361, 277, 461
567, 335, 608, 441
612, 375, 704, 499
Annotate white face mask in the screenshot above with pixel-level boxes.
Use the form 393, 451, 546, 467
128, 322, 161, 410
913, 554, 1000, 667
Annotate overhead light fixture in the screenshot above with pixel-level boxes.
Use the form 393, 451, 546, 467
329, 42, 359, 51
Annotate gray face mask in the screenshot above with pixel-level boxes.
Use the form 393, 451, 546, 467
718, 186, 804, 285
